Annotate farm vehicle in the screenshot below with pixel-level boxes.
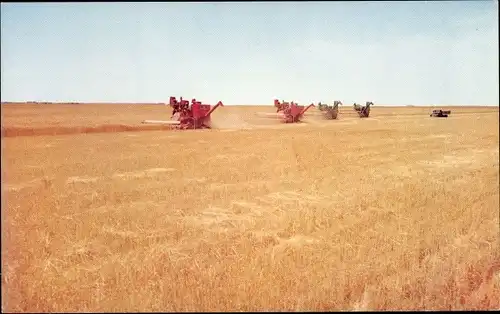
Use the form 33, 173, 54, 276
142, 96, 224, 129
273, 99, 315, 123
430, 109, 451, 117
353, 101, 373, 118
317, 100, 342, 119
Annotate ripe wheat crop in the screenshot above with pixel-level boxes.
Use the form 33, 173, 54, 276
2, 103, 499, 312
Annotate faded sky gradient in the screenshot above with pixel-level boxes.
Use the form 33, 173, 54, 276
1, 1, 498, 105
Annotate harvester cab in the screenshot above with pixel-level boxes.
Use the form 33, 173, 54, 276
169, 96, 190, 117
274, 99, 290, 113
274, 99, 315, 123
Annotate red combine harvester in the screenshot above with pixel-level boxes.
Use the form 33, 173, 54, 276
142, 96, 224, 129
273, 99, 315, 123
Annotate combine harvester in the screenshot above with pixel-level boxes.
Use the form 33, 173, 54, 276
353, 101, 373, 118
256, 99, 315, 123
142, 96, 224, 129
317, 100, 342, 119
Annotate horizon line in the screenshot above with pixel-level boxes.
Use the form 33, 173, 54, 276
1, 101, 499, 107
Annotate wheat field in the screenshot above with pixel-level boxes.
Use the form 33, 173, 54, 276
1, 103, 499, 312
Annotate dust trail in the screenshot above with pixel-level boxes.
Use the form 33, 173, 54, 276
300, 108, 330, 125
209, 113, 254, 130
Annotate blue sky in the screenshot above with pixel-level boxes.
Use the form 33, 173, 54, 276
1, 1, 498, 105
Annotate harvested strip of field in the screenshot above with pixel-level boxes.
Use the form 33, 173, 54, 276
1, 124, 175, 138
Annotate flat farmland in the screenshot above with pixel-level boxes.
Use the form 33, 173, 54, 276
1, 103, 499, 311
